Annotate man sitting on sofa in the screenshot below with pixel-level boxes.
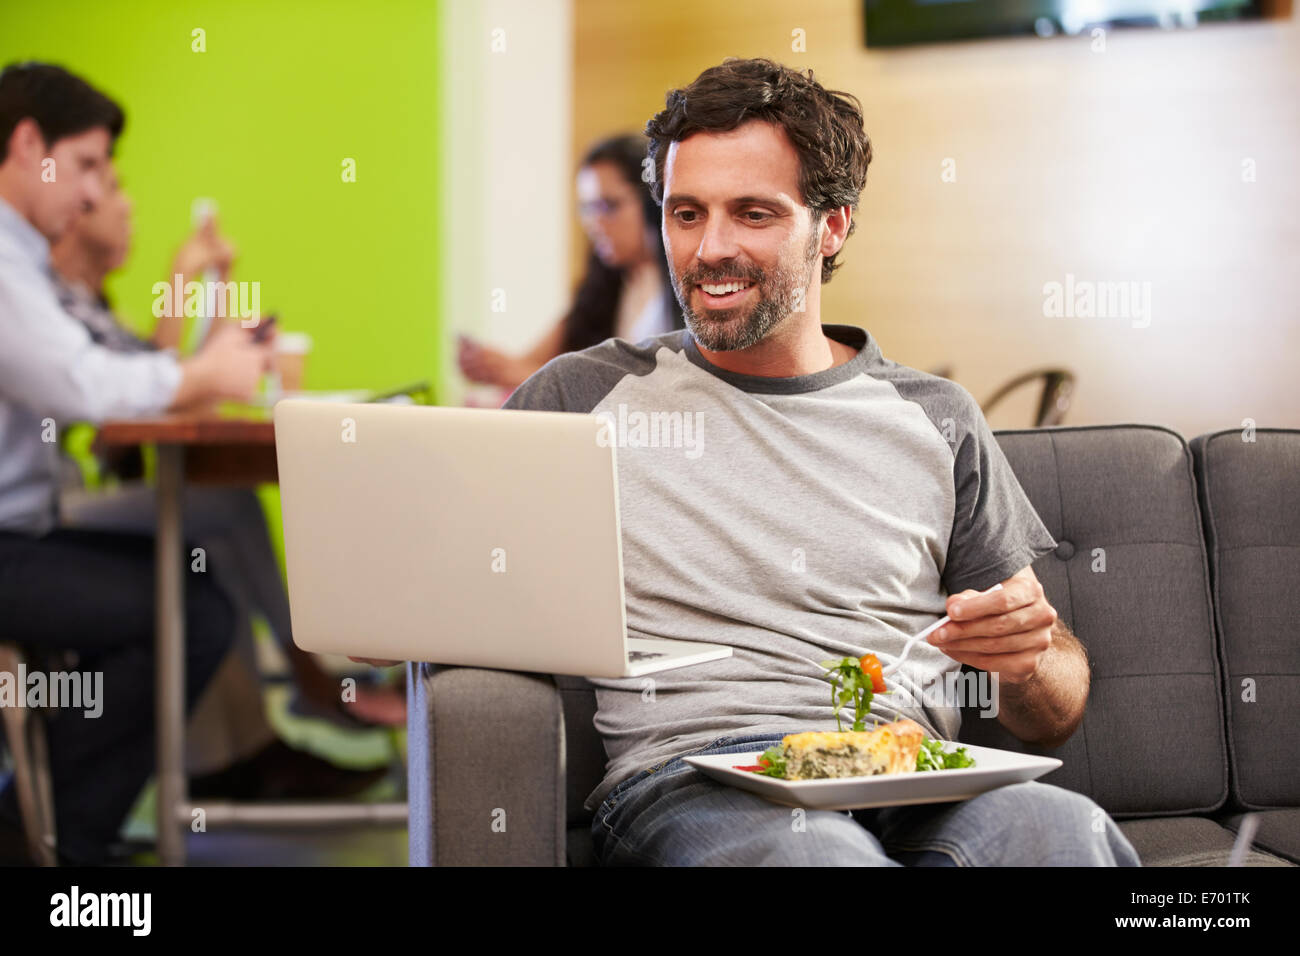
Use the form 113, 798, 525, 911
369, 57, 1141, 866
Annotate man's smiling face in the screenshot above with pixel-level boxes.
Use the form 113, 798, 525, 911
661, 119, 822, 352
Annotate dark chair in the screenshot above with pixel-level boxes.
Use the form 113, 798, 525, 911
0, 643, 58, 865
981, 369, 1075, 427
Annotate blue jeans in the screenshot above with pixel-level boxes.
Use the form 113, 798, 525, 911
592, 733, 1142, 866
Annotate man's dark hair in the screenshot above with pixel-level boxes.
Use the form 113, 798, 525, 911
0, 61, 125, 164
644, 57, 872, 284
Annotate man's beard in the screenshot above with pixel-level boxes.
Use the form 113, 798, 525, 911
671, 224, 820, 352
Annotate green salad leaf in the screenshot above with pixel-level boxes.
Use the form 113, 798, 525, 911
819, 657, 881, 731
915, 737, 975, 771
755, 745, 787, 778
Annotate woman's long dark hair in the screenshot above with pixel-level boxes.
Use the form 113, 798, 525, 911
559, 133, 682, 354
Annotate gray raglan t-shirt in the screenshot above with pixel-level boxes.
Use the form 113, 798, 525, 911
502, 324, 1058, 813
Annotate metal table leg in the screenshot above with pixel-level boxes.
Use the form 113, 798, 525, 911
155, 444, 186, 865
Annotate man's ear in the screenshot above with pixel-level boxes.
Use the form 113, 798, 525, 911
820, 205, 852, 257
5, 117, 48, 167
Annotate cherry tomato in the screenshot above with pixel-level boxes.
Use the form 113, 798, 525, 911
859, 653, 886, 694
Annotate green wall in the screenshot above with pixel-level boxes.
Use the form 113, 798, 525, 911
1, 0, 444, 396
2, 0, 446, 575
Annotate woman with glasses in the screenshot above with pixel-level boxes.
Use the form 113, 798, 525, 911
457, 133, 683, 392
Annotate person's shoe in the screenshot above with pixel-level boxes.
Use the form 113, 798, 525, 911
289, 681, 407, 730
187, 753, 262, 800
189, 740, 388, 801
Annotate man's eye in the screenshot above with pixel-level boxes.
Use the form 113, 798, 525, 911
744, 211, 770, 222
675, 210, 698, 223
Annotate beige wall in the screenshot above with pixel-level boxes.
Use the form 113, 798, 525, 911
441, 0, 573, 407
573, 2, 1299, 436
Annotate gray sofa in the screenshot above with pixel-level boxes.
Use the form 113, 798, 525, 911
406, 424, 1300, 866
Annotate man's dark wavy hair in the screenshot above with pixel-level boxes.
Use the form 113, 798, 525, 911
0, 61, 124, 164
644, 57, 872, 284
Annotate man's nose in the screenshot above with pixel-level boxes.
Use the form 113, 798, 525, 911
695, 213, 741, 266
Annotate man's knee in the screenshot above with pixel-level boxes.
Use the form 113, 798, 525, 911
746, 808, 900, 866
996, 781, 1105, 832
968, 782, 1140, 866
667, 798, 897, 865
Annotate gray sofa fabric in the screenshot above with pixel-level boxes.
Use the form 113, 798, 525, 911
1190, 429, 1300, 810
408, 665, 567, 866
1117, 817, 1291, 867
407, 425, 1299, 866
956, 425, 1228, 817
1190, 428, 1300, 869
1219, 809, 1300, 864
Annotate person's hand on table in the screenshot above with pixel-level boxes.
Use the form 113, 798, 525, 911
457, 334, 526, 388
194, 319, 272, 401
927, 565, 1057, 685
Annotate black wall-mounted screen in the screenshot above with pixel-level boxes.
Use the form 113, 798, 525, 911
864, 0, 1261, 47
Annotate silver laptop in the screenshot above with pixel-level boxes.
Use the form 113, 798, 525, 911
273, 400, 732, 678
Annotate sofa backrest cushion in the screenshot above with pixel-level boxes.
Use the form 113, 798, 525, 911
957, 425, 1228, 817
1191, 428, 1300, 810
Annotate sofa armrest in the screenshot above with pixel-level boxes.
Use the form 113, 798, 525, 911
407, 663, 567, 866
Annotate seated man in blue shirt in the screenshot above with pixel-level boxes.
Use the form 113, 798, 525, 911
0, 62, 272, 864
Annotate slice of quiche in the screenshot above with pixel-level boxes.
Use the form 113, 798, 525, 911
780, 718, 927, 780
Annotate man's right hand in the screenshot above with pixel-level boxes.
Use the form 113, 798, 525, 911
170, 320, 272, 410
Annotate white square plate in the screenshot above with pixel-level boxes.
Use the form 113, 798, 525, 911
683, 742, 1062, 810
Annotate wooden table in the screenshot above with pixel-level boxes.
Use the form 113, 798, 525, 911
98, 409, 405, 866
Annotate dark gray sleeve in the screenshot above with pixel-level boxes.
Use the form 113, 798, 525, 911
942, 393, 1058, 596
501, 356, 572, 412
501, 336, 658, 414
